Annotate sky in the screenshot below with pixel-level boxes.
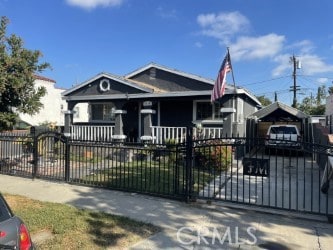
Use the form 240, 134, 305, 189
1, 0, 333, 105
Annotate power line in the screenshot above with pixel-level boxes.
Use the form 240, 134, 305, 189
241, 75, 290, 87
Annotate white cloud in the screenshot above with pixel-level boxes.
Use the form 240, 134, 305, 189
317, 77, 329, 84
272, 53, 333, 77
288, 40, 315, 54
197, 11, 250, 43
272, 54, 292, 76
230, 34, 285, 61
66, 0, 123, 10
196, 11, 333, 80
299, 54, 333, 75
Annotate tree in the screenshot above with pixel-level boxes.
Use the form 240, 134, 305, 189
328, 84, 333, 95
0, 16, 50, 130
298, 86, 326, 115
316, 85, 326, 105
256, 95, 272, 107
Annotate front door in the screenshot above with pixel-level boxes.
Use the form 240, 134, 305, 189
123, 101, 139, 142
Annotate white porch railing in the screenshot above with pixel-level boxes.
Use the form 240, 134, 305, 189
70, 125, 223, 143
151, 126, 187, 144
70, 125, 115, 141
151, 126, 224, 144
194, 127, 224, 139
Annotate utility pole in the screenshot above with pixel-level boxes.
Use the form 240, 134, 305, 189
290, 55, 301, 108
310, 92, 313, 107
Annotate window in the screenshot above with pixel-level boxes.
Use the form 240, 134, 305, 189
195, 101, 222, 120
196, 102, 212, 120
90, 103, 116, 122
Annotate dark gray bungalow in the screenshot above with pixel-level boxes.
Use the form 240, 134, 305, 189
62, 63, 261, 142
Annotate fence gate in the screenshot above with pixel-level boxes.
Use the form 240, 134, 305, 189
191, 137, 333, 216
34, 131, 68, 180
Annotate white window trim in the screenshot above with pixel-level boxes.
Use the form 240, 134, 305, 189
193, 100, 223, 124
89, 102, 116, 123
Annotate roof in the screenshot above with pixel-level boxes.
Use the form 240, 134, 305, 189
63, 90, 213, 101
125, 62, 215, 85
34, 75, 56, 83
62, 72, 152, 96
61, 62, 261, 106
250, 101, 309, 119
126, 79, 167, 93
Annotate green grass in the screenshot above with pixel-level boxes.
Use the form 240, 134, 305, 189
81, 160, 213, 196
4, 194, 160, 250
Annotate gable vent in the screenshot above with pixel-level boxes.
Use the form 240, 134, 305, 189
149, 68, 156, 79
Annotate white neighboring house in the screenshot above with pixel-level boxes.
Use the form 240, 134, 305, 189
19, 75, 67, 126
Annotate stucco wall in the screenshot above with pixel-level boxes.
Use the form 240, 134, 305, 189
19, 78, 67, 126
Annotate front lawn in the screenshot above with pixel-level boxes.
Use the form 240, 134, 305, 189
4, 194, 159, 249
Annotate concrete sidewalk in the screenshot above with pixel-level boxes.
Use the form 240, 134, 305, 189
0, 175, 332, 249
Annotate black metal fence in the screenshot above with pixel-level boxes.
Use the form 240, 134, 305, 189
192, 137, 333, 216
0, 127, 332, 217
326, 114, 333, 134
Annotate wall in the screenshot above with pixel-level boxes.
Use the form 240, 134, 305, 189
72, 103, 89, 123
159, 100, 193, 127
19, 78, 67, 126
233, 95, 259, 137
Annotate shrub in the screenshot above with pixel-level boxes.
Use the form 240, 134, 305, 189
194, 140, 232, 172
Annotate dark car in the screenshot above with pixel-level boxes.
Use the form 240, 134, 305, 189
0, 193, 34, 250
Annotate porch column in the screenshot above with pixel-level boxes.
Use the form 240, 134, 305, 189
64, 110, 74, 137
112, 109, 127, 142
140, 101, 156, 142
220, 107, 236, 137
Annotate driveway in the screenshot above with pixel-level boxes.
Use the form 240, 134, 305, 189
200, 151, 333, 215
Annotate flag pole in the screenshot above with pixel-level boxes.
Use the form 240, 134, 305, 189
227, 47, 236, 88
227, 47, 237, 136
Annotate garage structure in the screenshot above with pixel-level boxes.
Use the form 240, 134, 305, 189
246, 101, 310, 141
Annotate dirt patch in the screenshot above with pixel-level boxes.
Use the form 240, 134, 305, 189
31, 230, 54, 244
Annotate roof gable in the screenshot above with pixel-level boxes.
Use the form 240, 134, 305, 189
125, 62, 216, 92
250, 102, 309, 121
62, 72, 152, 97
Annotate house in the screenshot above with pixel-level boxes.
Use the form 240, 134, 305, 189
61, 62, 261, 142
18, 75, 68, 127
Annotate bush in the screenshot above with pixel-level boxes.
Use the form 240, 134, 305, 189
194, 140, 232, 172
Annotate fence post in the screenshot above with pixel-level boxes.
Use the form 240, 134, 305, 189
185, 126, 193, 202
64, 136, 70, 182
30, 127, 38, 179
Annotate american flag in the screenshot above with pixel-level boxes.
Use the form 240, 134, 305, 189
211, 52, 231, 103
